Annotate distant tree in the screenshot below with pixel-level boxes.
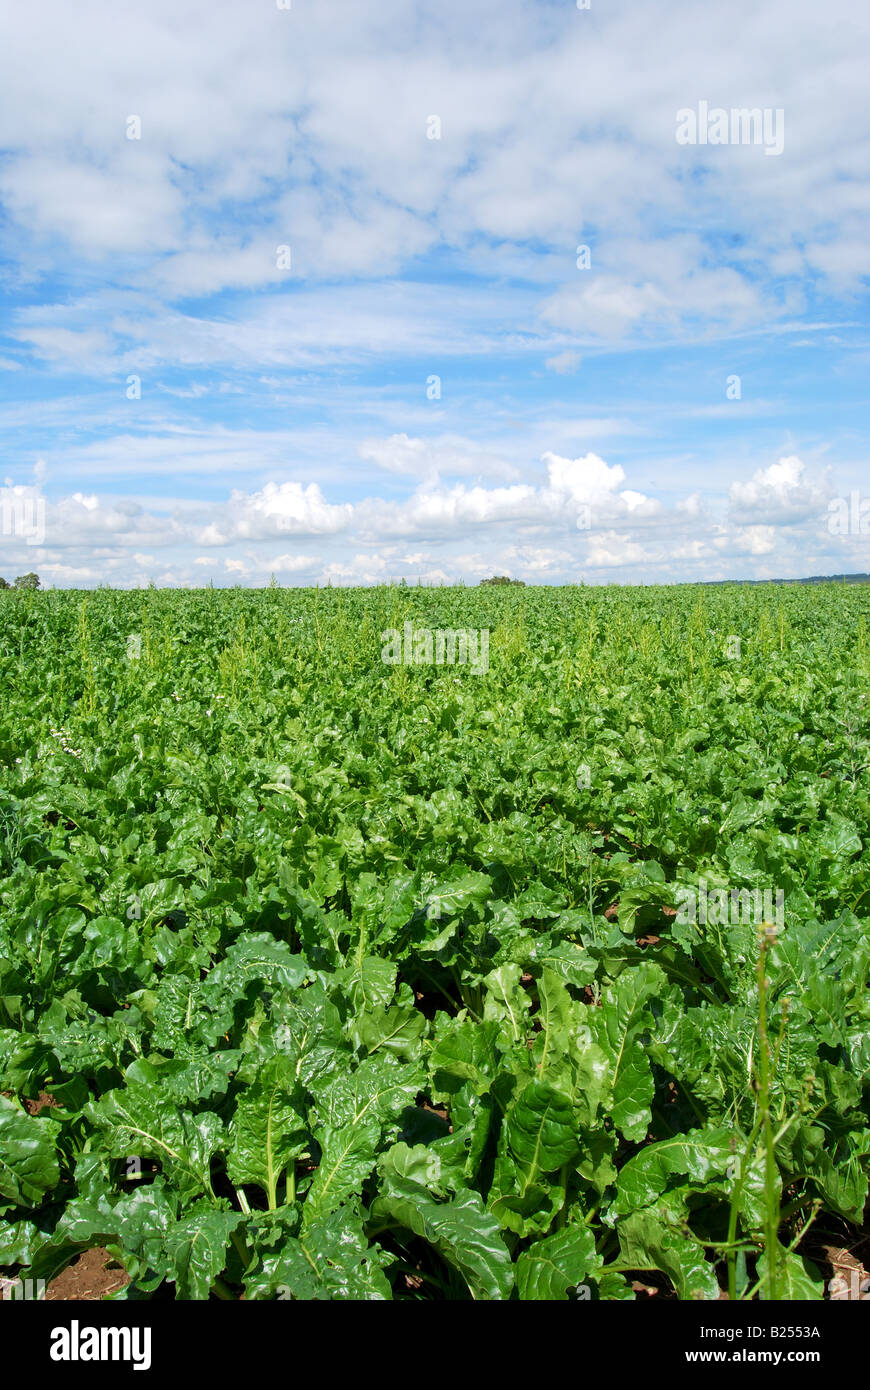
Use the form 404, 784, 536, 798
13, 573, 40, 590
0, 577, 8, 589
480, 575, 525, 586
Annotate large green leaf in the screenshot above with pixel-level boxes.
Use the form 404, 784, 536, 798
429, 1016, 500, 1097
305, 1057, 422, 1220
226, 1056, 308, 1208
489, 1079, 580, 1236
503, 1079, 580, 1181
589, 965, 663, 1142
0, 1095, 61, 1205
371, 1177, 513, 1301
756, 1245, 824, 1301
245, 1203, 393, 1300
349, 985, 426, 1061
515, 1223, 600, 1300
142, 1206, 244, 1300
614, 1127, 738, 1216
618, 1203, 720, 1301
87, 1086, 225, 1201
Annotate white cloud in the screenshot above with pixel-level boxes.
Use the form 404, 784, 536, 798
545, 351, 582, 375
196, 481, 352, 545
268, 552, 319, 574
539, 264, 765, 340
540, 279, 671, 339
541, 451, 661, 522
358, 433, 518, 482
7, 447, 847, 589
585, 533, 651, 568
0, 0, 866, 333
543, 451, 626, 501
0, 1, 867, 589
0, 154, 182, 256
728, 456, 833, 524
725, 525, 778, 556
13, 326, 112, 369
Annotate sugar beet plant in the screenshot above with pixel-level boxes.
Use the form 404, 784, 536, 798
0, 582, 868, 1300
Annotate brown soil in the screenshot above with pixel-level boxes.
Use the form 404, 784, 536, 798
24, 1091, 58, 1116
814, 1236, 870, 1300
45, 1248, 130, 1301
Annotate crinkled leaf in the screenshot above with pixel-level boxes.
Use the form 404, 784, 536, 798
0, 1095, 61, 1205
245, 1202, 392, 1301
515, 1223, 600, 1300
371, 1177, 513, 1301
226, 1056, 308, 1207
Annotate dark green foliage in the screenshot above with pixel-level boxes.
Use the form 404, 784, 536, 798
0, 583, 867, 1299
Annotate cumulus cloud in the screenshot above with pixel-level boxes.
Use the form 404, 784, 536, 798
541, 452, 661, 523
728, 457, 834, 524
4, 445, 852, 593
544, 451, 626, 501
196, 482, 352, 544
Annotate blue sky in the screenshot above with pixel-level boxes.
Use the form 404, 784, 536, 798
0, 0, 868, 586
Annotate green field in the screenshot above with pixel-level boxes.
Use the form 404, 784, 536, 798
1, 582, 868, 1300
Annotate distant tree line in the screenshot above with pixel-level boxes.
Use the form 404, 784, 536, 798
479, 575, 525, 586
0, 573, 40, 590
